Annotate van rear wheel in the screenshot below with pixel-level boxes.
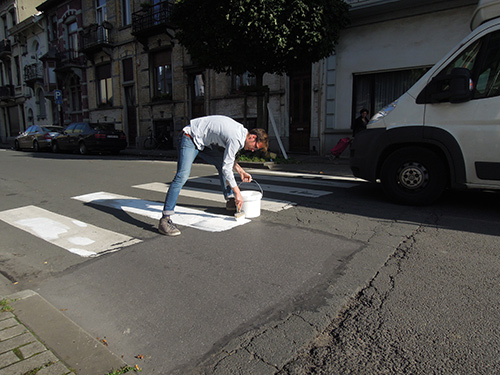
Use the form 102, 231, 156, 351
380, 147, 447, 205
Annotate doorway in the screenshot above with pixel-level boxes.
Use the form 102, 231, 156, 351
189, 72, 205, 120
124, 86, 137, 147
289, 69, 311, 153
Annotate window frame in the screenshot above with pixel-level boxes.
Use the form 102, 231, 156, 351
96, 63, 113, 107
151, 49, 173, 100
352, 67, 429, 124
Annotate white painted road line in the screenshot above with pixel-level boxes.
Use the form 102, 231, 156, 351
246, 173, 360, 188
72, 192, 251, 232
132, 182, 296, 212
190, 176, 333, 198
0, 205, 141, 257
245, 169, 366, 183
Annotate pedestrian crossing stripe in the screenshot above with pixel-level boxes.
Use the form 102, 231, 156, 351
243, 172, 362, 187
245, 169, 365, 183
0, 205, 141, 257
190, 176, 333, 198
132, 182, 296, 212
0, 174, 363, 257
71, 192, 251, 233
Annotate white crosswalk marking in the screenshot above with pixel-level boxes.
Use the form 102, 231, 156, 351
190, 176, 333, 198
71, 192, 250, 232
245, 169, 364, 184
244, 173, 361, 188
132, 182, 296, 212
0, 205, 141, 257
0, 172, 363, 254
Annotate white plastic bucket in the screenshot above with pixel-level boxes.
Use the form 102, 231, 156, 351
239, 180, 263, 218
240, 190, 262, 218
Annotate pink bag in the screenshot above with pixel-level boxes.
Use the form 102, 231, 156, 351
330, 137, 351, 157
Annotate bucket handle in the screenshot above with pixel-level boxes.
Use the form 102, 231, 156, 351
238, 179, 263, 196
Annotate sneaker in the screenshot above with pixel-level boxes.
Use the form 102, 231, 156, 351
158, 216, 181, 236
226, 197, 236, 211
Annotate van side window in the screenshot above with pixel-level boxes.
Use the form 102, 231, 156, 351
474, 31, 500, 99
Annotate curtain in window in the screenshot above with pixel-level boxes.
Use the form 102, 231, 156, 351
353, 68, 429, 122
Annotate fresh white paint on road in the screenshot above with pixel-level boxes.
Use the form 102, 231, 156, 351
133, 182, 296, 212
190, 176, 334, 198
71, 192, 250, 232
0, 205, 141, 257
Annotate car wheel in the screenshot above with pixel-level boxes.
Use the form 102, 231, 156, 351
380, 147, 448, 205
79, 141, 88, 155
51, 141, 59, 153
14, 140, 20, 151
33, 140, 40, 152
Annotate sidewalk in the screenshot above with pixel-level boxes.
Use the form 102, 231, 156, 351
120, 147, 354, 177
0, 290, 127, 375
0, 145, 353, 375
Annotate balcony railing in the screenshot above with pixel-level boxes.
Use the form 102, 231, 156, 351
132, 1, 174, 36
24, 62, 44, 83
55, 50, 86, 69
82, 24, 112, 53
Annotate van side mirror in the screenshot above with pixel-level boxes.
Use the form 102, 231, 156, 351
416, 68, 473, 104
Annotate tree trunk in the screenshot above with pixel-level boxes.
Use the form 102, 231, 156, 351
255, 72, 269, 129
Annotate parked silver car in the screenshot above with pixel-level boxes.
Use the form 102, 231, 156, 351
14, 125, 64, 152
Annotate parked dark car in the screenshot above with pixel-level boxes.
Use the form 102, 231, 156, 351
51, 122, 127, 155
14, 125, 64, 152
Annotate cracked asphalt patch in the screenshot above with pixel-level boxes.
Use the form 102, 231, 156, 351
278, 221, 500, 374
183, 211, 418, 375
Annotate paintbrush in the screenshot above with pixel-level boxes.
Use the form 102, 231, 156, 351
234, 205, 245, 221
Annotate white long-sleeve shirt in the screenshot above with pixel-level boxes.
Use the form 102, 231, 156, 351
183, 115, 247, 188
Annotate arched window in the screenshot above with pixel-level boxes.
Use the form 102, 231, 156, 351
27, 108, 34, 125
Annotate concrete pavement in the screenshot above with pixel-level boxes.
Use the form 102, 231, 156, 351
0, 145, 356, 374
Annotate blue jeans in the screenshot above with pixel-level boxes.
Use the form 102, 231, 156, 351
162, 133, 233, 217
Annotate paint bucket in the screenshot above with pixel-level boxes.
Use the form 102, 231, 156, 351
239, 180, 263, 218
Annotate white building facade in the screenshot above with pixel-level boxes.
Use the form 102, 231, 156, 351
317, 0, 478, 155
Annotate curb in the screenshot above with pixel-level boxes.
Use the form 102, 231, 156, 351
2, 290, 127, 375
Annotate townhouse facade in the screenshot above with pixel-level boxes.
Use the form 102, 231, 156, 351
0, 0, 41, 141
320, 0, 479, 153
0, 0, 480, 156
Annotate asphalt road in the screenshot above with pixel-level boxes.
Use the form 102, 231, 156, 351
1, 148, 499, 374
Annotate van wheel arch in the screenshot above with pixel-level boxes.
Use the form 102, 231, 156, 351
380, 146, 449, 205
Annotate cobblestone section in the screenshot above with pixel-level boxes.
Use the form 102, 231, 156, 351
0, 311, 74, 375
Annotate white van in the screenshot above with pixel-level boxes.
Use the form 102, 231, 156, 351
350, 0, 500, 205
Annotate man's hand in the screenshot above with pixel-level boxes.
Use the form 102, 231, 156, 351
240, 171, 252, 183
234, 190, 244, 211
234, 162, 252, 183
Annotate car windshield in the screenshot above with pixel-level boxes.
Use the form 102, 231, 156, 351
91, 123, 115, 131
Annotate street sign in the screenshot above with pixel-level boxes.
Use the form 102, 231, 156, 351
54, 89, 63, 105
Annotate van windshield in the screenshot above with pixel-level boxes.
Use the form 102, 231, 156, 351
441, 39, 482, 76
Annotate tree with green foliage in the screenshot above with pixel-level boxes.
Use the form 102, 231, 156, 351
172, 0, 350, 126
